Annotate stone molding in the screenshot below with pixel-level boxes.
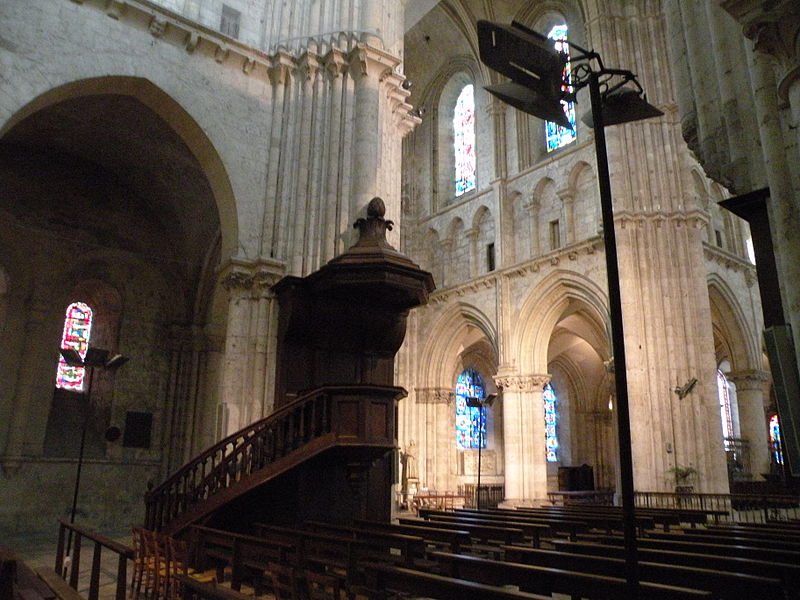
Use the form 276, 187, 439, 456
703, 244, 758, 276
494, 374, 550, 392
428, 236, 600, 305
415, 387, 454, 404
615, 209, 709, 230
68, 0, 420, 135
728, 369, 771, 391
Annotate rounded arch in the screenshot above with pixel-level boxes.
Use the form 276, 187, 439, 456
514, 1, 587, 44
471, 205, 492, 231
512, 270, 610, 373
707, 274, 760, 370
418, 303, 498, 387
0, 76, 238, 260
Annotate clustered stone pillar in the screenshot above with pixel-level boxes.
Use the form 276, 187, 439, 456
729, 369, 771, 479
496, 373, 551, 505
216, 260, 283, 437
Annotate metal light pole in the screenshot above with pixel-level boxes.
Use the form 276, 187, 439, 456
60, 347, 128, 560
477, 20, 662, 595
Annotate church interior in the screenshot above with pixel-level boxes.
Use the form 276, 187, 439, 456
1, 0, 799, 598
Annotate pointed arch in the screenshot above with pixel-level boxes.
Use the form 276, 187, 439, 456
707, 274, 760, 370
417, 303, 498, 387
511, 270, 610, 374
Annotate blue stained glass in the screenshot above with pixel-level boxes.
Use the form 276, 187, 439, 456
545, 24, 577, 152
455, 367, 486, 449
770, 414, 784, 465
454, 84, 477, 196
544, 382, 559, 462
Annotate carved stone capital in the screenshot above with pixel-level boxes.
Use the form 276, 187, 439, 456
494, 374, 551, 392
723, 0, 800, 100
415, 387, 454, 404
727, 369, 771, 392
219, 258, 285, 295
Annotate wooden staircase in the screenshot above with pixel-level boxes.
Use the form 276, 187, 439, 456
144, 384, 404, 536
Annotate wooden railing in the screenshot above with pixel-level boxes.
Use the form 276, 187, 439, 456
55, 520, 133, 600
634, 490, 800, 523
145, 384, 404, 534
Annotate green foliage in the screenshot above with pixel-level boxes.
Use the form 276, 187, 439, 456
668, 466, 698, 483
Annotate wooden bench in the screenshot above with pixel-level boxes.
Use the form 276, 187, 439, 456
430, 551, 712, 599
517, 505, 675, 531
354, 519, 471, 553
360, 563, 552, 600
419, 512, 548, 546
453, 507, 590, 539
302, 521, 429, 567
551, 539, 800, 590
398, 517, 524, 557
646, 529, 800, 551
191, 525, 297, 592
471, 506, 650, 537
503, 544, 784, 600
523, 503, 714, 529
592, 533, 800, 564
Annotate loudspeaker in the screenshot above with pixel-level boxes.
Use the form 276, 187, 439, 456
764, 325, 800, 476
123, 411, 153, 449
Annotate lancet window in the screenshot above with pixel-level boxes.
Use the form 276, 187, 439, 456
770, 413, 784, 465
455, 367, 486, 449
55, 302, 93, 392
545, 24, 576, 152
544, 382, 559, 462
454, 84, 476, 196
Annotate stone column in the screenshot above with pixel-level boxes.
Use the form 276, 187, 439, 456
526, 199, 540, 258
217, 259, 283, 437
416, 387, 454, 492
495, 373, 551, 505
466, 227, 479, 278
558, 187, 575, 245
729, 369, 771, 480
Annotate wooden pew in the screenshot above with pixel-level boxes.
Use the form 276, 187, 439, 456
592, 533, 800, 564
418, 512, 547, 546
191, 526, 297, 592
398, 517, 525, 555
452, 507, 590, 539
522, 503, 715, 529
646, 529, 800, 552
353, 519, 471, 553
301, 521, 429, 567
515, 505, 675, 531
551, 539, 800, 591
466, 506, 650, 536
360, 563, 552, 600
699, 524, 800, 542
503, 544, 784, 600
429, 551, 712, 599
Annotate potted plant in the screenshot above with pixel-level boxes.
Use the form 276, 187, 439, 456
668, 466, 698, 494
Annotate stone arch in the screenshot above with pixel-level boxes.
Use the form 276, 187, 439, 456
512, 270, 609, 374
418, 303, 498, 387
0, 76, 238, 261
567, 160, 598, 241
532, 178, 562, 253
707, 275, 759, 371
472, 206, 496, 274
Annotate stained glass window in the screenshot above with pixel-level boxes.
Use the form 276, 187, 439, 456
717, 369, 734, 440
544, 382, 559, 462
770, 413, 784, 465
454, 84, 476, 197
455, 367, 486, 449
55, 302, 93, 391
545, 24, 576, 152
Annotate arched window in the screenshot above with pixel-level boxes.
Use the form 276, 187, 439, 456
544, 382, 559, 462
55, 301, 93, 391
717, 369, 734, 440
545, 24, 576, 152
769, 413, 784, 465
455, 367, 485, 449
454, 84, 476, 196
